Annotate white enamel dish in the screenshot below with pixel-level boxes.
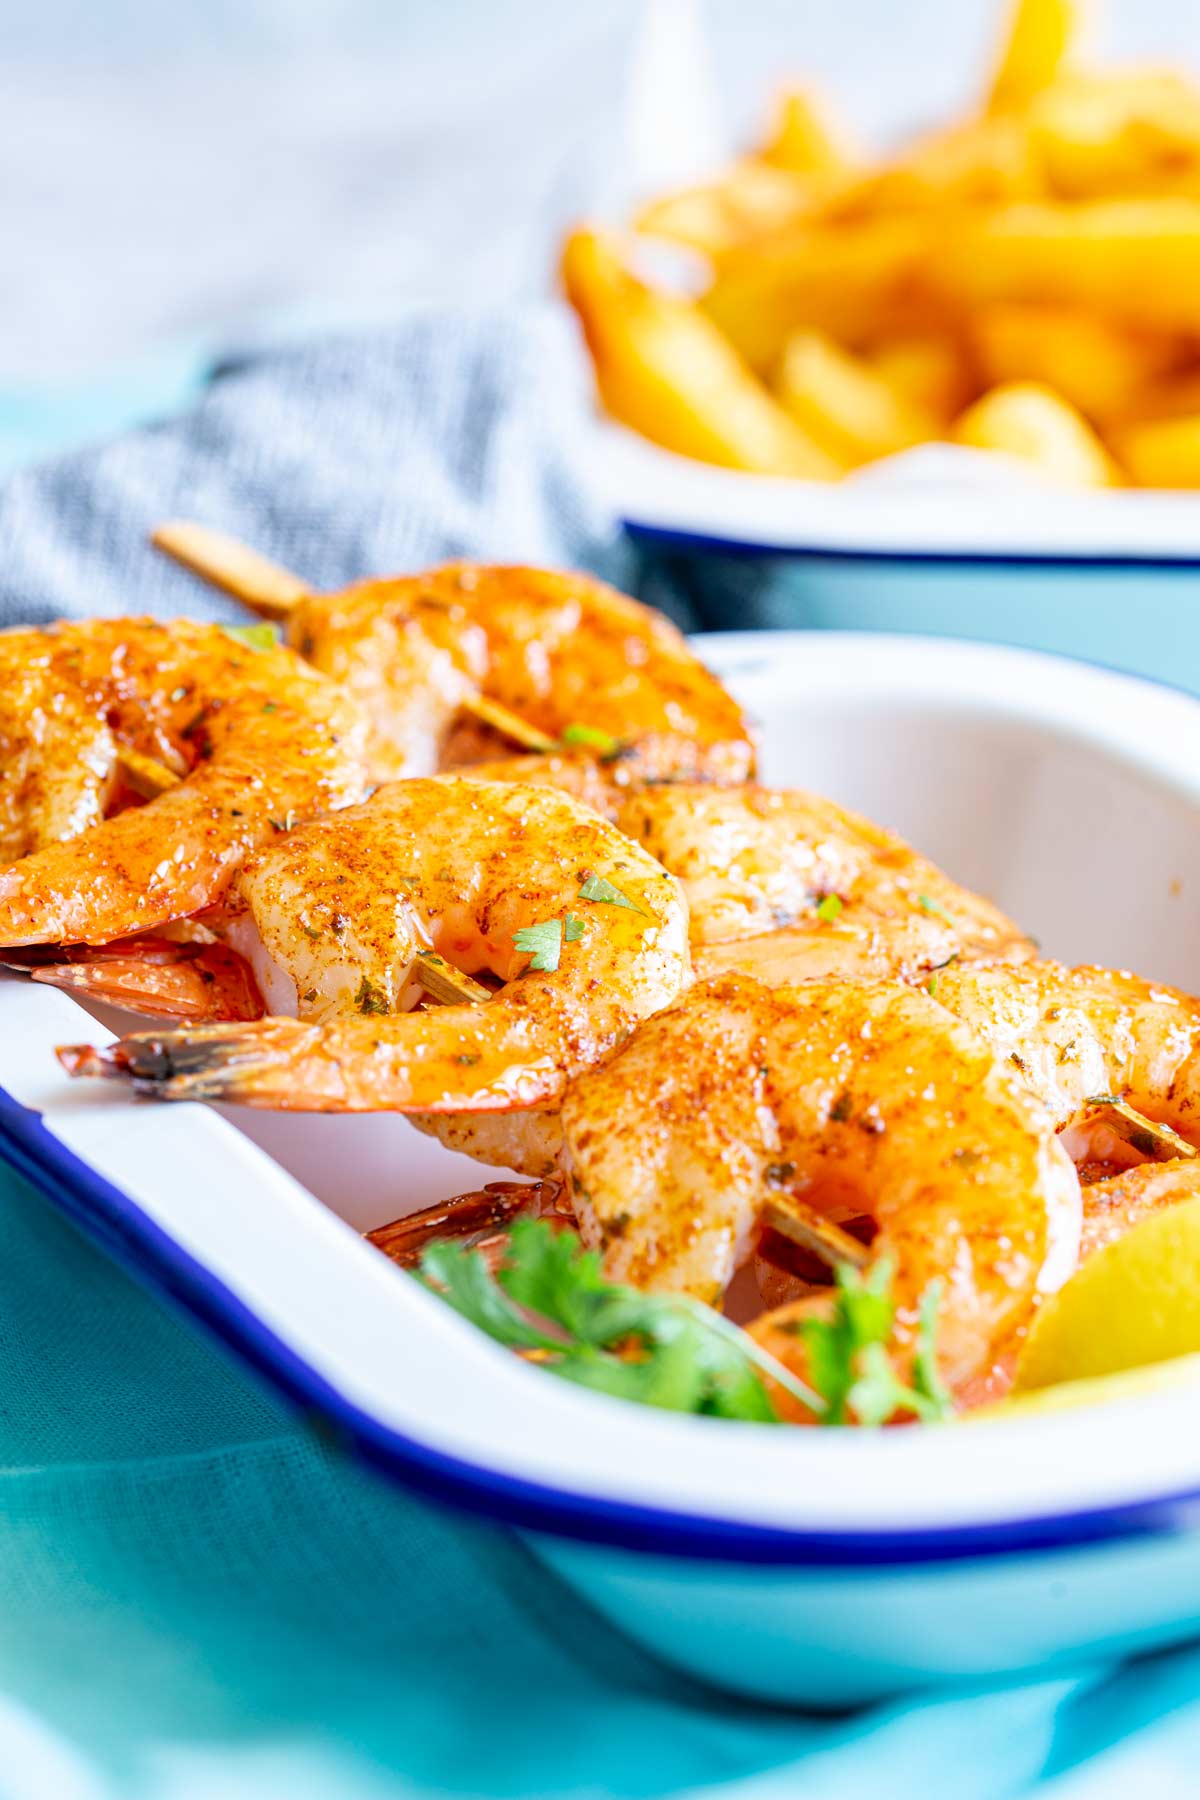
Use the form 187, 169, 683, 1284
598, 420, 1200, 566
7, 631, 1200, 1705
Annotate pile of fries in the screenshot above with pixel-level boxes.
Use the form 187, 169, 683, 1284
562, 0, 1200, 490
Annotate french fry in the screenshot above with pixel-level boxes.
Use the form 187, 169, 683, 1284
1111, 415, 1200, 489
565, 0, 1200, 490
775, 331, 935, 465
987, 0, 1086, 116
934, 199, 1200, 334
952, 381, 1117, 486
562, 228, 842, 478
702, 215, 938, 375
866, 336, 973, 424
823, 115, 1042, 222
1106, 370, 1200, 426
757, 88, 855, 177
1030, 70, 1200, 200
636, 159, 817, 260
970, 302, 1182, 424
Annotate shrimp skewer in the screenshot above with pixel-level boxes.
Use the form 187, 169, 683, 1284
0, 618, 368, 946
151, 523, 756, 787
38, 727, 1027, 1021
558, 972, 1080, 1413
59, 779, 692, 1169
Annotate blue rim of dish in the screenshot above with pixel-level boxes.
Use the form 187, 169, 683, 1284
7, 1083, 1200, 1568
625, 519, 1200, 570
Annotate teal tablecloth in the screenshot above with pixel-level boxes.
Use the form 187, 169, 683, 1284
5, 1155, 1194, 1800
4, 364, 1200, 1800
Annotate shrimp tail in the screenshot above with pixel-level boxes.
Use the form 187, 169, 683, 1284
58, 1006, 565, 1111
57, 1017, 320, 1099
5, 938, 264, 1023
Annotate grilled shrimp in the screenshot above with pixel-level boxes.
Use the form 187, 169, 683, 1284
39, 765, 1024, 1027
617, 783, 1030, 972
929, 960, 1200, 1146
560, 973, 1079, 1411
466, 765, 1031, 978
155, 529, 756, 786
0, 618, 368, 945
60, 779, 691, 1169
1080, 1158, 1200, 1261
208, 553, 756, 787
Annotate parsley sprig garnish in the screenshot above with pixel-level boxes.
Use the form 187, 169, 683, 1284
513, 912, 585, 973
418, 1221, 820, 1421
417, 1224, 952, 1427
801, 1260, 952, 1425
578, 873, 647, 914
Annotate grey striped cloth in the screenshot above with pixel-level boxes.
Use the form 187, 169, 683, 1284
0, 306, 656, 630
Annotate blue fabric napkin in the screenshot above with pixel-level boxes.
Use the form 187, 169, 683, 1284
2, 314, 1199, 1800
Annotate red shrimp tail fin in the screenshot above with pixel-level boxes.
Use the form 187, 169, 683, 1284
5, 937, 263, 1024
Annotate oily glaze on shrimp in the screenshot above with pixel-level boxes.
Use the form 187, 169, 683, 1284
60, 779, 691, 1168
466, 764, 1032, 979
41, 766, 1026, 1027
560, 973, 1080, 1413
0, 618, 368, 945
930, 960, 1200, 1146
280, 564, 756, 786
616, 782, 1031, 973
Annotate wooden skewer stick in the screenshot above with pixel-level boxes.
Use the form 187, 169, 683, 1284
150, 519, 560, 752
152, 521, 310, 619
413, 950, 491, 1007
763, 1192, 870, 1272
458, 693, 558, 754
1082, 1096, 1198, 1164
116, 747, 184, 798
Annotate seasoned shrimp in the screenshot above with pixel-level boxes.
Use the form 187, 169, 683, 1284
930, 960, 1200, 1146
421, 567, 754, 786
0, 618, 368, 946
39, 767, 1023, 1030
952, 1156, 1200, 1412
616, 783, 1030, 969
461, 752, 626, 822
155, 527, 756, 787
560, 973, 1080, 1411
1080, 1158, 1200, 1261
466, 766, 1032, 978
59, 779, 691, 1170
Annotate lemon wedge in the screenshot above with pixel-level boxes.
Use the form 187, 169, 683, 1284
972, 1353, 1200, 1422
1013, 1196, 1200, 1393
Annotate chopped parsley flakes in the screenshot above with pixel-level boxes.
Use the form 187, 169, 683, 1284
354, 975, 389, 1015
561, 721, 622, 758
513, 919, 565, 973
579, 874, 646, 914
222, 622, 280, 653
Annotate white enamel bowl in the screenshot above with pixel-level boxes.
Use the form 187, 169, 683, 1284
6, 633, 1200, 1705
